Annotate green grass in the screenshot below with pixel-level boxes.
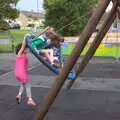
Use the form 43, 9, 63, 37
0, 31, 11, 38
0, 44, 13, 53
0, 29, 29, 41
0, 30, 120, 58
10, 29, 29, 44
0, 29, 29, 52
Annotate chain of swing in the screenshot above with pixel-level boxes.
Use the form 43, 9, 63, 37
56, 16, 84, 33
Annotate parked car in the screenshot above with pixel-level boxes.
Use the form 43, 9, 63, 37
10, 23, 21, 29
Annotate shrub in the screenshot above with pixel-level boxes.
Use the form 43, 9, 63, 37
27, 24, 34, 28
0, 20, 10, 31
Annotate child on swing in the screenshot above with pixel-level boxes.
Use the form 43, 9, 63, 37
15, 43, 36, 106
31, 26, 58, 65
45, 33, 65, 67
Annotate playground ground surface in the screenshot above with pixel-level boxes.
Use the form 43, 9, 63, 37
1, 53, 120, 120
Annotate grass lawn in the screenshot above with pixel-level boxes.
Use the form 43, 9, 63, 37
10, 29, 29, 44
0, 29, 30, 52
0, 31, 11, 38
0, 30, 120, 58
0, 29, 29, 41
0, 44, 13, 53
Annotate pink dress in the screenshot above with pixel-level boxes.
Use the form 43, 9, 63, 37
15, 54, 28, 83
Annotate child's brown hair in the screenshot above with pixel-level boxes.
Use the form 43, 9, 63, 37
15, 43, 28, 55
45, 30, 64, 47
59, 36, 64, 43
50, 33, 61, 47
15, 43, 22, 55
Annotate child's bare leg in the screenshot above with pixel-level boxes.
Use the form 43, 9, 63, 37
40, 49, 54, 64
16, 83, 24, 104
53, 56, 59, 62
25, 82, 36, 106
47, 49, 53, 56
17, 83, 24, 97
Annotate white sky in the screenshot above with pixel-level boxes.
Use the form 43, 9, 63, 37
16, 0, 44, 12
16, 0, 113, 13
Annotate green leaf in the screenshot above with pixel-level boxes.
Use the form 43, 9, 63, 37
0, 0, 19, 30
43, 0, 97, 36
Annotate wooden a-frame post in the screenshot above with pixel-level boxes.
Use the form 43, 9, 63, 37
36, 0, 112, 120
66, 0, 118, 90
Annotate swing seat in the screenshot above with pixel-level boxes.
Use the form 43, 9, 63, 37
26, 36, 77, 80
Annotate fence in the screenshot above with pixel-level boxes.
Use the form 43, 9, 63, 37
64, 32, 120, 43
0, 31, 15, 53
0, 31, 120, 57
63, 32, 120, 58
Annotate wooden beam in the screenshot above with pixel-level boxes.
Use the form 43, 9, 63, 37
117, 6, 120, 19
36, 0, 111, 120
66, 1, 118, 90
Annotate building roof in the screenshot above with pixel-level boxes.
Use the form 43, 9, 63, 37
20, 10, 44, 20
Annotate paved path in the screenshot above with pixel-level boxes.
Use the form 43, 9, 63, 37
1, 54, 120, 120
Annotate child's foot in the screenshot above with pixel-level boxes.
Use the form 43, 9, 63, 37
27, 98, 36, 106
51, 62, 55, 66
51, 62, 61, 68
16, 95, 21, 104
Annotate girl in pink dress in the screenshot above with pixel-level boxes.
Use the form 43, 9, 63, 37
15, 43, 36, 106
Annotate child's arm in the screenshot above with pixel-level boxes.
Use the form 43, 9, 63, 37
17, 35, 28, 56
17, 43, 26, 56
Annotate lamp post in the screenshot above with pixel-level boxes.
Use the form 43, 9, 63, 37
37, 0, 39, 12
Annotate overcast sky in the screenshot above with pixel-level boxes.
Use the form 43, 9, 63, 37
16, 0, 44, 12
16, 0, 113, 13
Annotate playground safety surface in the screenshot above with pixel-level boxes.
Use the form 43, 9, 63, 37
1, 85, 120, 120
1, 54, 120, 120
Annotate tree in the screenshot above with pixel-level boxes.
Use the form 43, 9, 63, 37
43, 0, 97, 36
0, 0, 19, 30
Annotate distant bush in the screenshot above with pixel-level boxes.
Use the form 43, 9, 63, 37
11, 23, 21, 29
0, 20, 10, 31
27, 24, 34, 28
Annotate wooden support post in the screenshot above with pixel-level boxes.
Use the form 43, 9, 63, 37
66, 1, 118, 90
117, 5, 120, 19
115, 5, 119, 62
36, 0, 111, 120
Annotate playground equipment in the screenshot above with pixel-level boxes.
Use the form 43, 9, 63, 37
26, 37, 77, 80
36, 0, 119, 120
